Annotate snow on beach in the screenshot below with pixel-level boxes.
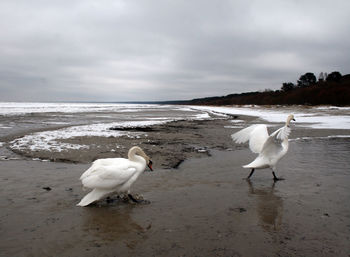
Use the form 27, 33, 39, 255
2, 103, 349, 153
1, 102, 348, 130
0, 102, 162, 115
190, 105, 350, 130
5, 103, 210, 153
9, 120, 172, 152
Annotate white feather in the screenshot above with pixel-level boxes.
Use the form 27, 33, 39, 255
77, 146, 150, 206
231, 124, 269, 153
232, 114, 295, 177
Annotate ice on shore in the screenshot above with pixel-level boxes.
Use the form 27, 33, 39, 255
7, 107, 214, 152
190, 105, 350, 130
0, 102, 164, 115
2, 102, 348, 129
4, 103, 350, 153
9, 120, 170, 152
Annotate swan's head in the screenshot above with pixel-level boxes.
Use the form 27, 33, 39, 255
142, 155, 153, 171
130, 146, 153, 171
147, 159, 153, 171
286, 114, 296, 126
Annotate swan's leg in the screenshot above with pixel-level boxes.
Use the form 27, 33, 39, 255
247, 168, 255, 179
272, 171, 285, 181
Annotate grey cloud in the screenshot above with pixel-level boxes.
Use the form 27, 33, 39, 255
0, 0, 349, 101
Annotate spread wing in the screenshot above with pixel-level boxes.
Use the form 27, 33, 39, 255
260, 125, 291, 156
270, 125, 291, 141
231, 124, 269, 153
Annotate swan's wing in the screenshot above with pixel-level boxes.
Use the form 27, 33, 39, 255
260, 136, 283, 157
270, 125, 291, 142
231, 124, 261, 144
80, 158, 125, 180
260, 125, 291, 157
81, 163, 137, 189
231, 124, 269, 153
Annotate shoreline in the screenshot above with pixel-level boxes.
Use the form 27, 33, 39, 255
2, 112, 350, 169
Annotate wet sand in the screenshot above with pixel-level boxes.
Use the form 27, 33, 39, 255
1, 116, 350, 256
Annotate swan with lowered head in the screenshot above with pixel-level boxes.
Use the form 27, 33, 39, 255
77, 146, 153, 206
231, 114, 295, 181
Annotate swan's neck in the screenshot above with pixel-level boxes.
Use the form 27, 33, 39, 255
285, 115, 294, 127
128, 147, 146, 163
130, 154, 145, 165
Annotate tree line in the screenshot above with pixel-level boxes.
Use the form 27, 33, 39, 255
180, 71, 350, 106
281, 71, 342, 92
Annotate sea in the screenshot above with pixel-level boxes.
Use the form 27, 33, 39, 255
0, 102, 349, 159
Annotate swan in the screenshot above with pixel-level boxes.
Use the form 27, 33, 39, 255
77, 146, 153, 206
231, 114, 295, 181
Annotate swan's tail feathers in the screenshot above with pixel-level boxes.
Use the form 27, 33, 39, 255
243, 163, 256, 169
242, 156, 269, 169
77, 188, 112, 207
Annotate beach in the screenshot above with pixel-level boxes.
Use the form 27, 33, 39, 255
0, 103, 350, 256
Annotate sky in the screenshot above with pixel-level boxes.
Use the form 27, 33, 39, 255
0, 0, 349, 102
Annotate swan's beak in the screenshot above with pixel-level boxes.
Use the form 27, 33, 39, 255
147, 160, 153, 171
292, 118, 296, 121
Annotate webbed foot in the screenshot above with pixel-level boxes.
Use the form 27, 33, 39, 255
272, 171, 285, 181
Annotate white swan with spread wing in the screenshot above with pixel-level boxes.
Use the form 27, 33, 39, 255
77, 146, 153, 206
231, 114, 295, 180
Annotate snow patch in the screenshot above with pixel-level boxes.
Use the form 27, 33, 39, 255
190, 106, 350, 130
9, 120, 171, 152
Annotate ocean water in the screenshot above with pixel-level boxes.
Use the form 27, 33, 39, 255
0, 102, 349, 154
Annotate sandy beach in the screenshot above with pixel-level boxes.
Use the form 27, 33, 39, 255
1, 109, 350, 257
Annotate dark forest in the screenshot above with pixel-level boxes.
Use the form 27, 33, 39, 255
176, 71, 350, 106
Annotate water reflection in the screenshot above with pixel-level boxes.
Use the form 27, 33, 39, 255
82, 205, 148, 244
247, 180, 283, 231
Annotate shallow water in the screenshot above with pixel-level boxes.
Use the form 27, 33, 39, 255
81, 139, 349, 256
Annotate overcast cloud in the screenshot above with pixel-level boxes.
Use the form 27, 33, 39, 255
0, 0, 349, 102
